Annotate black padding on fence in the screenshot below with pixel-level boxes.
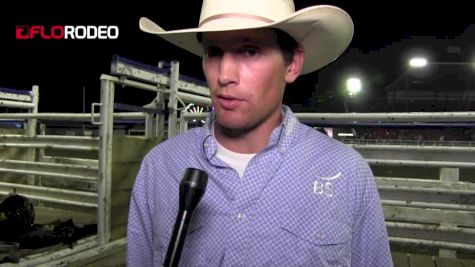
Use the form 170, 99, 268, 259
114, 103, 163, 115
0, 87, 31, 95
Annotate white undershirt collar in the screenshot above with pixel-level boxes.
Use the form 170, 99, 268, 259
212, 122, 256, 178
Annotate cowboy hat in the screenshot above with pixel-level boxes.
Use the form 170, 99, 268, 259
139, 0, 353, 75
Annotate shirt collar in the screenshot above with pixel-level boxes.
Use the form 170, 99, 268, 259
200, 105, 300, 159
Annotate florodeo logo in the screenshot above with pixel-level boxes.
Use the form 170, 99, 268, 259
16, 25, 119, 40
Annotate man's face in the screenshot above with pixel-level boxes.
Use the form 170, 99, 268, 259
201, 29, 298, 132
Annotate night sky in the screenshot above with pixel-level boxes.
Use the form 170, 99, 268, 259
1, 1, 473, 113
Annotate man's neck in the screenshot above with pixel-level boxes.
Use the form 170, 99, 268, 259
213, 112, 283, 154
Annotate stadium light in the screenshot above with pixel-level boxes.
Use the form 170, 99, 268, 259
346, 77, 362, 97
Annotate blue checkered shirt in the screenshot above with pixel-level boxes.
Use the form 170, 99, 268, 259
127, 106, 393, 266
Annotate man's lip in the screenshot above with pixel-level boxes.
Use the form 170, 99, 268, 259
218, 94, 240, 101
216, 94, 243, 109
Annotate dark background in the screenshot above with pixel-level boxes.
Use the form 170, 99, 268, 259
1, 1, 473, 113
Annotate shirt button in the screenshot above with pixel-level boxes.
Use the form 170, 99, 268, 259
315, 233, 324, 240
237, 212, 246, 220
204, 142, 209, 148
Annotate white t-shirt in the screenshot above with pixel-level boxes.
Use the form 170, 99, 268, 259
216, 141, 256, 178
212, 124, 256, 178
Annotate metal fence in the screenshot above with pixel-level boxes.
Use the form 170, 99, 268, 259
2, 55, 475, 264
182, 111, 475, 258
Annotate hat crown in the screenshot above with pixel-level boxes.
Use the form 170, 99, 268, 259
139, 0, 353, 75
199, 0, 295, 27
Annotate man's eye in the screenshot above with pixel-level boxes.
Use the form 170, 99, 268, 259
204, 48, 221, 58
245, 48, 258, 56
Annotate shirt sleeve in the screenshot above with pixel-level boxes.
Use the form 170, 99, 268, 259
126, 159, 155, 267
350, 160, 394, 267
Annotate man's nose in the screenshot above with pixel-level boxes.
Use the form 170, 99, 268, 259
218, 53, 238, 86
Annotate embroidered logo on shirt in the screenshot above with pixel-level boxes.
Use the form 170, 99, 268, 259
311, 166, 341, 197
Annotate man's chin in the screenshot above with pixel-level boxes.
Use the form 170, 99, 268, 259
214, 118, 251, 133
216, 121, 246, 131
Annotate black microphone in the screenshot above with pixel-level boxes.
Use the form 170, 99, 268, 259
163, 168, 208, 267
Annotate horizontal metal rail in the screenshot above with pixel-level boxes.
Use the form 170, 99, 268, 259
367, 159, 475, 168
386, 222, 475, 247
19, 236, 98, 267
383, 206, 475, 227
375, 177, 475, 191
0, 99, 36, 109
100, 74, 212, 106
0, 134, 99, 142
181, 112, 475, 123
111, 55, 210, 96
386, 221, 475, 236
0, 159, 97, 176
0, 112, 147, 121
0, 168, 97, 181
41, 156, 98, 168
0, 182, 97, 207
378, 184, 475, 195
40, 237, 126, 267
351, 144, 475, 152
0, 159, 98, 181
0, 143, 98, 151
382, 199, 475, 212
296, 112, 475, 123
0, 90, 32, 102
0, 193, 97, 209
0, 134, 99, 151
346, 139, 475, 147
389, 236, 475, 252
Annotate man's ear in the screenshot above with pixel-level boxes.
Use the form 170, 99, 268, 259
285, 46, 305, 83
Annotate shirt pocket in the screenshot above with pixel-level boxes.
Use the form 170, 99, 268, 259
280, 214, 351, 265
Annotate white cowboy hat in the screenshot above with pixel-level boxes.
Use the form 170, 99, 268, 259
139, 0, 353, 75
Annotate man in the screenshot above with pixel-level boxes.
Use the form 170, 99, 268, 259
127, 0, 393, 266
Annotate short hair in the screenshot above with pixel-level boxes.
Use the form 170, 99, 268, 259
272, 28, 299, 66
197, 28, 299, 65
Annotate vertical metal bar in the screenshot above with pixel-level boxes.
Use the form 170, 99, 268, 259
156, 90, 166, 139
168, 61, 179, 138
25, 85, 39, 185
157, 56, 168, 144
440, 168, 459, 183
38, 123, 46, 186
98, 78, 115, 244
179, 110, 188, 134
145, 113, 154, 137
439, 167, 459, 258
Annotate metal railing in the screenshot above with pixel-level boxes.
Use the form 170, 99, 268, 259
342, 138, 475, 147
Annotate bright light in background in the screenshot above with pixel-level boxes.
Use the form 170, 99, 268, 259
409, 57, 428, 68
346, 77, 361, 97
337, 132, 354, 137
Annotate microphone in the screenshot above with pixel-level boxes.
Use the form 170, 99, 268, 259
163, 168, 208, 267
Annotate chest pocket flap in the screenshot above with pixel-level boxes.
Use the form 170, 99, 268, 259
281, 214, 351, 246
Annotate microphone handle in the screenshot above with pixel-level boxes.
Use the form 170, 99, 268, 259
163, 210, 191, 267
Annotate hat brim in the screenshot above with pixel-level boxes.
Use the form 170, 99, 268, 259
139, 5, 353, 75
